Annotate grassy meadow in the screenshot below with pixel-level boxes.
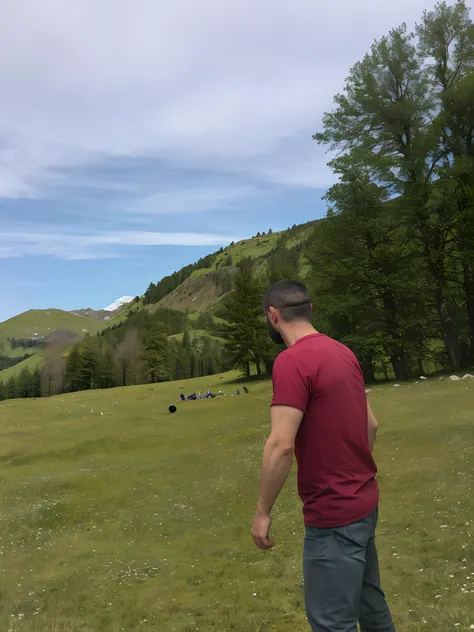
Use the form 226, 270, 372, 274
0, 373, 474, 631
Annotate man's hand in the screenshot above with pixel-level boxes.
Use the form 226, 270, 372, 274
251, 511, 275, 550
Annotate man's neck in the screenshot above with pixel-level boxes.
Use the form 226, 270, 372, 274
282, 323, 318, 347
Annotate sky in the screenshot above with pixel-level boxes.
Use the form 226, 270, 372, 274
1, 0, 470, 321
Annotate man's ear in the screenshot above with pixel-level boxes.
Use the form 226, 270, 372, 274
268, 306, 278, 323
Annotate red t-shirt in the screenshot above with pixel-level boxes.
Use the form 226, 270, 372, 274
271, 333, 378, 528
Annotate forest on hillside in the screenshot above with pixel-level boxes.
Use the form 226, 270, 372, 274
2, 1, 474, 400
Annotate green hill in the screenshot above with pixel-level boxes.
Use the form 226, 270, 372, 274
0, 307, 129, 381
148, 223, 315, 315
0, 309, 109, 342
0, 349, 45, 381
0, 221, 316, 385
0, 372, 472, 631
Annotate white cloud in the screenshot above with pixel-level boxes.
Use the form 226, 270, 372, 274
133, 185, 256, 214
1, 0, 466, 203
1, 230, 239, 260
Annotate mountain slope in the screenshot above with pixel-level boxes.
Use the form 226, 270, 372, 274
152, 222, 315, 314
1, 220, 318, 383
0, 307, 129, 380
0, 309, 110, 342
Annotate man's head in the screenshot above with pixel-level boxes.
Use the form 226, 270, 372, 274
263, 280, 313, 346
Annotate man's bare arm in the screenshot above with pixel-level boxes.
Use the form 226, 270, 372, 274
251, 405, 303, 549
367, 401, 378, 452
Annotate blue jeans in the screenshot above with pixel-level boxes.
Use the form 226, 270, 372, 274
303, 508, 395, 631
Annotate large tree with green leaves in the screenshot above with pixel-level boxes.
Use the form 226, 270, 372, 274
307, 165, 437, 380
313, 6, 474, 369
417, 1, 474, 355
141, 326, 172, 383
218, 259, 270, 377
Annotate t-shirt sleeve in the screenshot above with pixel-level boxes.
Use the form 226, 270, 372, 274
271, 352, 310, 414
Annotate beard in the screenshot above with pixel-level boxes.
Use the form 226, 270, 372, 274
267, 320, 284, 345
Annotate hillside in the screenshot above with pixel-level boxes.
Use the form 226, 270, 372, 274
151, 222, 315, 315
0, 309, 110, 341
0, 220, 317, 384
0, 304, 132, 381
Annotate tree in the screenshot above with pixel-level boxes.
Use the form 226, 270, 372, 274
97, 347, 116, 389
42, 343, 66, 396
79, 336, 100, 389
141, 326, 172, 383
65, 345, 83, 392
417, 1, 474, 357
31, 367, 42, 398
307, 166, 436, 381
115, 329, 141, 386
200, 337, 218, 376
6, 376, 17, 399
313, 17, 465, 369
267, 246, 301, 285
218, 260, 270, 377
16, 367, 32, 398
194, 310, 214, 330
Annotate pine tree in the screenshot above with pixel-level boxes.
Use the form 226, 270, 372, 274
31, 367, 42, 398
6, 376, 17, 399
97, 347, 116, 389
65, 345, 83, 392
267, 246, 301, 285
218, 260, 270, 377
16, 367, 32, 398
80, 336, 100, 389
141, 326, 172, 383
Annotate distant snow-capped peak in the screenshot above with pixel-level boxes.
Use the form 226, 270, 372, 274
103, 296, 134, 312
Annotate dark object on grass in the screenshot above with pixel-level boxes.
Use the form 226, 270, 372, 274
169, 405, 177, 414
180, 392, 197, 401
243, 386, 249, 394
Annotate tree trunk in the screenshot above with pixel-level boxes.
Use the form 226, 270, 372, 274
462, 259, 474, 355
245, 360, 251, 379
434, 291, 462, 370
383, 294, 409, 381
391, 353, 409, 381
362, 361, 375, 384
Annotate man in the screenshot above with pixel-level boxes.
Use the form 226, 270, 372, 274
251, 280, 395, 632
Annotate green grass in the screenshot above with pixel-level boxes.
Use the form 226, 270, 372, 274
189, 267, 213, 280
225, 233, 280, 262
1, 374, 474, 631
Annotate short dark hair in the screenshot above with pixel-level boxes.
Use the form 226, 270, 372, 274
263, 280, 312, 322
